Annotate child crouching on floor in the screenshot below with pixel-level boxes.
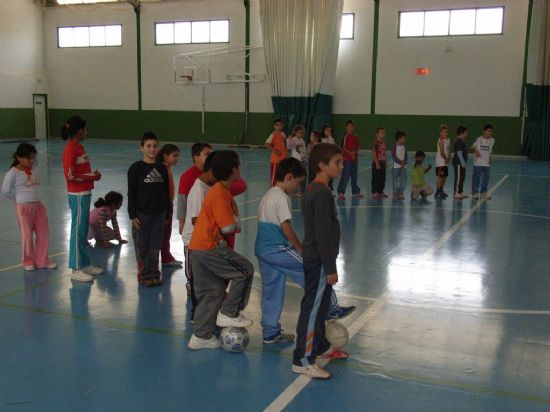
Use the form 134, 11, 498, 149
88, 191, 127, 248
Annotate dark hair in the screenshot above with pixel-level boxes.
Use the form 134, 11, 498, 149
290, 124, 305, 137
275, 157, 306, 182
395, 131, 406, 141
191, 143, 212, 159
11, 143, 37, 168
375, 127, 385, 134
273, 118, 283, 125
483, 124, 494, 131
94, 191, 123, 208
156, 143, 180, 164
141, 131, 158, 146
309, 143, 342, 174
415, 150, 426, 158
211, 150, 239, 181
61, 116, 86, 140
456, 125, 468, 135
203, 150, 217, 173
345, 120, 354, 126
322, 124, 332, 137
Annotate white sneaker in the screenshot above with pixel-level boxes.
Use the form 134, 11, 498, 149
291, 363, 331, 380
24, 265, 35, 271
216, 312, 253, 328
188, 334, 221, 350
47, 262, 57, 269
453, 193, 464, 199
481, 193, 492, 199
472, 193, 480, 199
82, 265, 104, 275
71, 269, 94, 282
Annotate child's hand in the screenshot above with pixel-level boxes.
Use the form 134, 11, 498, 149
327, 273, 338, 285
119, 239, 128, 244
179, 219, 184, 235
376, 163, 381, 170
93, 170, 101, 181
475, 150, 481, 157
274, 149, 282, 156
132, 218, 141, 229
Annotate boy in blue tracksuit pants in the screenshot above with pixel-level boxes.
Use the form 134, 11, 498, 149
255, 158, 355, 345
292, 144, 350, 380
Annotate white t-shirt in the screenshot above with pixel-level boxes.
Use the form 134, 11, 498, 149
472, 136, 495, 167
287, 136, 307, 162
258, 186, 293, 226
393, 145, 406, 169
321, 136, 336, 144
266, 131, 286, 144
1, 166, 41, 203
435, 138, 450, 167
182, 178, 210, 244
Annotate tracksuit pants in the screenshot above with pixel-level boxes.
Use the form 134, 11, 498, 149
68, 194, 91, 270
293, 259, 332, 367
258, 246, 338, 340
15, 201, 52, 268
190, 243, 254, 339
337, 160, 361, 195
371, 163, 386, 194
392, 167, 407, 196
453, 164, 466, 194
132, 211, 165, 277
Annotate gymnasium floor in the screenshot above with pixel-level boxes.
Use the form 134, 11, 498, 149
0, 139, 549, 411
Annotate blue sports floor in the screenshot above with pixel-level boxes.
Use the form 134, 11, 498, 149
1, 139, 549, 411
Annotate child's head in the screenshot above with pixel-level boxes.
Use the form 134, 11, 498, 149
94, 191, 123, 209
415, 150, 426, 164
483, 124, 494, 138
11, 143, 37, 169
291, 124, 305, 138
61, 116, 86, 141
210, 150, 240, 183
395, 130, 406, 143
310, 143, 343, 178
273, 119, 284, 132
275, 157, 306, 195
345, 120, 355, 134
439, 125, 449, 139
375, 127, 386, 140
201, 150, 218, 185
191, 143, 213, 170
322, 124, 332, 138
456, 125, 468, 139
140, 131, 159, 162
156, 143, 180, 166
310, 130, 321, 144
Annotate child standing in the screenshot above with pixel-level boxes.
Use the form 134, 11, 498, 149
307, 131, 321, 184
471, 124, 495, 200
128, 132, 170, 287
1, 143, 56, 271
452, 126, 469, 199
287, 125, 308, 193
62, 116, 103, 282
88, 191, 127, 247
188, 150, 254, 350
411, 150, 434, 200
372, 127, 388, 199
293, 143, 349, 380
157, 144, 183, 267
391, 131, 408, 200
265, 119, 287, 186
321, 124, 336, 144
435, 125, 451, 199
337, 120, 363, 200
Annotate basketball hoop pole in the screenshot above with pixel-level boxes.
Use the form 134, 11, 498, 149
240, 0, 251, 145
201, 86, 206, 136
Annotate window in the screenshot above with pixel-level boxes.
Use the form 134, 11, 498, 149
58, 25, 122, 48
155, 20, 229, 45
399, 7, 504, 38
340, 13, 354, 39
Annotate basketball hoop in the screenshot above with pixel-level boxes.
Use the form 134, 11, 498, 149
179, 75, 193, 84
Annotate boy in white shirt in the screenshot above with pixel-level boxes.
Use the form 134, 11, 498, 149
471, 124, 495, 200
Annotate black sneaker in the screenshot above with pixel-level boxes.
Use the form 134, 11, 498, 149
326, 305, 357, 320
263, 331, 295, 344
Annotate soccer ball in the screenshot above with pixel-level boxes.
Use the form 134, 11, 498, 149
219, 327, 250, 353
325, 321, 349, 350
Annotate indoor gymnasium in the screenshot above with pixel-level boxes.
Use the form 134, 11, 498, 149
1, 0, 549, 410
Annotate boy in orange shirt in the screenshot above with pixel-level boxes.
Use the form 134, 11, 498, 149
265, 119, 287, 186
187, 150, 255, 350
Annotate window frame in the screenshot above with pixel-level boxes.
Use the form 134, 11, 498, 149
340, 13, 355, 40
57, 24, 123, 48
154, 19, 231, 46
397, 6, 505, 39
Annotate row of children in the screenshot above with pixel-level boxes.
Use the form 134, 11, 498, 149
265, 119, 496, 201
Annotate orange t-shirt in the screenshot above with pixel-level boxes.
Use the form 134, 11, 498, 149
267, 131, 287, 164
188, 182, 237, 251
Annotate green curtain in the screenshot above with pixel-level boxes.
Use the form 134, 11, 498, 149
522, 85, 550, 160
271, 94, 333, 135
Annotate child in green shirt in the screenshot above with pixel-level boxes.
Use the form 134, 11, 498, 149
411, 150, 434, 200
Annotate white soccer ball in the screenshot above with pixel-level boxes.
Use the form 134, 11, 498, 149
325, 321, 349, 350
219, 327, 250, 353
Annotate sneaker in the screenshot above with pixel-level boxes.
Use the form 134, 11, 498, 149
71, 269, 94, 282
326, 305, 357, 320
162, 260, 183, 267
453, 193, 464, 199
216, 312, 253, 328
23, 265, 35, 271
481, 193, 492, 199
337, 193, 345, 201
434, 192, 444, 199
441, 191, 449, 198
188, 334, 221, 350
263, 331, 295, 344
372, 193, 382, 199
380, 193, 389, 198
352, 193, 364, 199
472, 193, 480, 199
291, 363, 331, 380
47, 262, 57, 269
319, 349, 350, 360
82, 265, 104, 275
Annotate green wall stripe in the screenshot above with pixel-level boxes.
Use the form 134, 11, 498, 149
0, 109, 35, 140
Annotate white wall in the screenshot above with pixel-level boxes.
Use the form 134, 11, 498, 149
376, 0, 529, 117
44, 3, 137, 110
0, 0, 46, 108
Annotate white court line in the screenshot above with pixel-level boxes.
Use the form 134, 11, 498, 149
388, 301, 550, 315
237, 197, 263, 206
263, 174, 511, 411
0, 251, 67, 273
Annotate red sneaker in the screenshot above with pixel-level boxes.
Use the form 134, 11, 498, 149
319, 349, 349, 360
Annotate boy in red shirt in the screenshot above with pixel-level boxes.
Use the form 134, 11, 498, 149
372, 127, 389, 199
265, 119, 287, 186
337, 120, 364, 200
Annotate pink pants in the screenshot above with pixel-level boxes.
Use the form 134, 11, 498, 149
15, 201, 52, 268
